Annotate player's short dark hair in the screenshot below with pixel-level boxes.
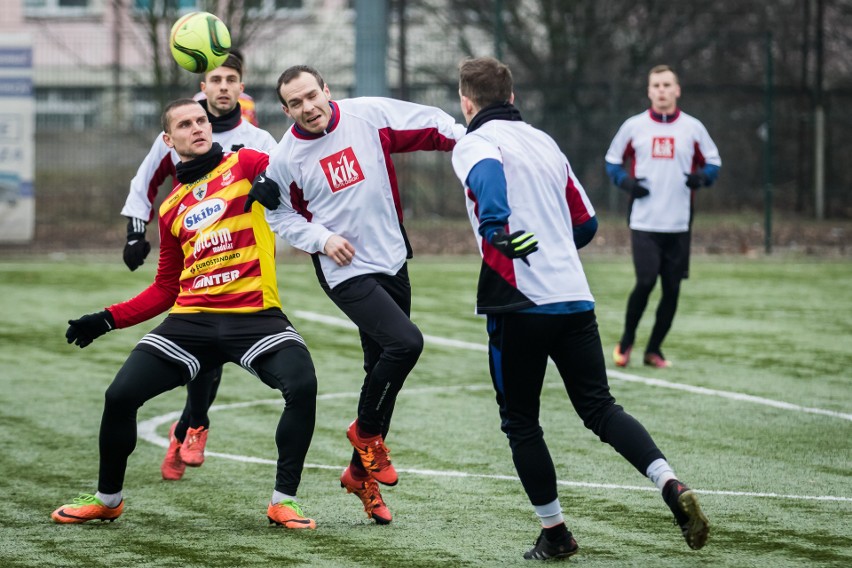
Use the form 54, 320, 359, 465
277, 65, 326, 107
208, 52, 243, 80
649, 64, 678, 83
162, 98, 202, 133
458, 56, 513, 109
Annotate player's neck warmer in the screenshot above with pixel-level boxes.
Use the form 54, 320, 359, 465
200, 99, 242, 133
175, 142, 224, 184
467, 102, 523, 133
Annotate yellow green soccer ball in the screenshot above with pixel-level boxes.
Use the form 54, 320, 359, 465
169, 11, 231, 74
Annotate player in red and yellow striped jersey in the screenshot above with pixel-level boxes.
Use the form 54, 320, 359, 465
52, 99, 318, 530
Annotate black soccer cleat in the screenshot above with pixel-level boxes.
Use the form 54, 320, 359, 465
663, 479, 710, 550
523, 528, 579, 561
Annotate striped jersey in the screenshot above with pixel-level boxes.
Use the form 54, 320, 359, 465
452, 120, 595, 314
605, 109, 721, 232
264, 97, 465, 289
121, 119, 276, 223
108, 149, 280, 328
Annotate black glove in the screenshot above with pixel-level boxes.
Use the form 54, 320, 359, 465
619, 176, 650, 199
685, 171, 707, 190
123, 217, 150, 271
244, 172, 281, 212
66, 310, 116, 348
490, 228, 539, 265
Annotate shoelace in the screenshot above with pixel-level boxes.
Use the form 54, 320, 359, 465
276, 499, 306, 518
70, 494, 101, 506
364, 440, 392, 471
358, 480, 384, 510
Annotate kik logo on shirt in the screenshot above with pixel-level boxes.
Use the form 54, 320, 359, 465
320, 147, 364, 192
652, 137, 675, 159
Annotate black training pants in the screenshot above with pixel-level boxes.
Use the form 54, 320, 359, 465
97, 311, 317, 496
487, 310, 665, 506
323, 264, 423, 439
621, 230, 691, 353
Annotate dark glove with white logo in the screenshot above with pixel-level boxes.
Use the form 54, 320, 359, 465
619, 176, 650, 198
66, 310, 116, 348
123, 217, 151, 271
244, 172, 281, 212
685, 171, 707, 190
490, 228, 539, 266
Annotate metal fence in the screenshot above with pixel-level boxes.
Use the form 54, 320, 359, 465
24, 9, 852, 251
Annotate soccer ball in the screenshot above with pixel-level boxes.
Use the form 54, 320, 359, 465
169, 12, 231, 74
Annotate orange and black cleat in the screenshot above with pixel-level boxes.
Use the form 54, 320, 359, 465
51, 494, 124, 524
267, 500, 316, 530
340, 465, 392, 525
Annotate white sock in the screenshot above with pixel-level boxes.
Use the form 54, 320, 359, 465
95, 491, 122, 508
534, 498, 564, 528
646, 458, 677, 492
271, 490, 296, 505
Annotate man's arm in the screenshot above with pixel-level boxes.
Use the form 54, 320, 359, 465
466, 158, 538, 263
121, 134, 177, 270
352, 97, 466, 153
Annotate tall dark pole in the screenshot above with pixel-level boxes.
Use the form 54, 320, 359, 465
397, 0, 408, 101
814, 0, 825, 219
764, 31, 774, 254
494, 0, 503, 60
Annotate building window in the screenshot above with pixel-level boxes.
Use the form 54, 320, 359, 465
24, 0, 97, 16
245, 0, 304, 16
133, 0, 199, 12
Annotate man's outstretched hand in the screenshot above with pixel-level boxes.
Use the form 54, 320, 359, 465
66, 310, 115, 348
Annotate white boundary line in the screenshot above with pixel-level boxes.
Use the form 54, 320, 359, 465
138, 387, 852, 504
294, 310, 852, 422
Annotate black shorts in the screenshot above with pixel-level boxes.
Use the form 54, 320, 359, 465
631, 230, 691, 281
133, 308, 306, 383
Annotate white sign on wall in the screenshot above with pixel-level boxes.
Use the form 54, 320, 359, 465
0, 34, 34, 243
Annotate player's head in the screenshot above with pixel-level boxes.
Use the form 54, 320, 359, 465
276, 65, 332, 134
161, 99, 213, 161
647, 64, 681, 114
201, 52, 245, 117
457, 57, 514, 124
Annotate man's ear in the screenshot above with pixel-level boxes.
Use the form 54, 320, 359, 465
162, 132, 174, 149
281, 104, 291, 118
509, 92, 515, 104
461, 95, 475, 117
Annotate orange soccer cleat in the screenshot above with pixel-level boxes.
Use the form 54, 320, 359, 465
161, 421, 186, 480
340, 465, 392, 525
51, 494, 124, 524
613, 343, 632, 367
643, 352, 672, 369
180, 425, 208, 467
267, 500, 316, 530
346, 420, 398, 486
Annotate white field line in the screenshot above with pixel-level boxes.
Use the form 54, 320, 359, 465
137, 386, 852, 504
294, 310, 852, 422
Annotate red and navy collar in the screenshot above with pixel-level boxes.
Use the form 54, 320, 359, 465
648, 108, 681, 123
291, 100, 341, 140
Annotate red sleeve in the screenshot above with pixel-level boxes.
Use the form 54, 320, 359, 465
107, 220, 182, 328
380, 126, 457, 154
237, 148, 270, 180
565, 166, 592, 226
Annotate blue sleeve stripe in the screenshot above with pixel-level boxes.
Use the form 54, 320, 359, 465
703, 163, 720, 185
605, 161, 628, 186
466, 158, 511, 240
